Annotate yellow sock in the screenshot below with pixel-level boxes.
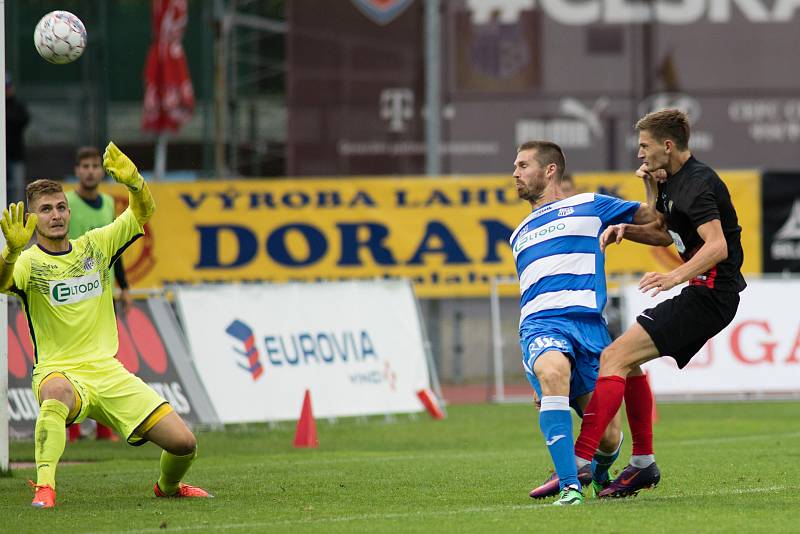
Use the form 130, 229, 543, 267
157, 448, 197, 495
35, 399, 69, 488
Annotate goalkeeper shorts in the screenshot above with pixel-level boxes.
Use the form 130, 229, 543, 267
33, 357, 170, 446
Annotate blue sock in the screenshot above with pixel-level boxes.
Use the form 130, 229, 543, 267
539, 396, 578, 490
591, 431, 623, 483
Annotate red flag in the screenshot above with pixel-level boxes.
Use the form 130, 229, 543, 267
142, 0, 195, 132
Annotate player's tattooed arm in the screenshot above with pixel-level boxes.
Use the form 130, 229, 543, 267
0, 202, 37, 291
102, 142, 156, 225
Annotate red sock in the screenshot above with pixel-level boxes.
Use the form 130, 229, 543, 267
96, 423, 113, 440
68, 424, 81, 442
625, 374, 654, 456
574, 376, 626, 461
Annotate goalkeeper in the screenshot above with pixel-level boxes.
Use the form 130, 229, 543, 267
0, 143, 212, 508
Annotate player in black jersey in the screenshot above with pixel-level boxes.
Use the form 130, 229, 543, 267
571, 108, 745, 498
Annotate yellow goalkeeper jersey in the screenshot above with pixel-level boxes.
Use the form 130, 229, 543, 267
10, 208, 143, 368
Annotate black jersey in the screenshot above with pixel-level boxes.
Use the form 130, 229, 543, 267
656, 156, 746, 293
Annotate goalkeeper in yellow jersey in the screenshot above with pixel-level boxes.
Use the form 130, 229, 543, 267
0, 142, 212, 508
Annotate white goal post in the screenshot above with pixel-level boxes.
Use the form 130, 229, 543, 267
489, 276, 528, 403
1, 1, 9, 474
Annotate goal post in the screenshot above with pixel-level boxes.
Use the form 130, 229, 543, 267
1, 1, 9, 474
488, 276, 531, 403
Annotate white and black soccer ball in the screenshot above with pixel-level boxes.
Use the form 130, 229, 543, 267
33, 11, 87, 65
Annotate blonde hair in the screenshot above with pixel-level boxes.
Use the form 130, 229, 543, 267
26, 179, 65, 207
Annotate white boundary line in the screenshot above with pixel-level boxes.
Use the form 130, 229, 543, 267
96, 485, 794, 534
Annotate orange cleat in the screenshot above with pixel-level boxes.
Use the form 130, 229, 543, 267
154, 482, 213, 498
29, 480, 56, 508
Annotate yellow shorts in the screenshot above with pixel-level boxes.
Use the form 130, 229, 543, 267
33, 358, 170, 446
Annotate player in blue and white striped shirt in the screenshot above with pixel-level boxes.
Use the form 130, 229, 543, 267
511, 141, 662, 505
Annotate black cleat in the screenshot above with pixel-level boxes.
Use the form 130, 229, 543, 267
598, 462, 661, 498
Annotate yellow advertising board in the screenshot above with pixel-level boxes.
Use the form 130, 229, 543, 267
103, 171, 761, 298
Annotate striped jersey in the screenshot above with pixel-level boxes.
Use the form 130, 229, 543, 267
510, 192, 640, 328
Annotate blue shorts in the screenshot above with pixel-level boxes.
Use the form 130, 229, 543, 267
519, 315, 612, 416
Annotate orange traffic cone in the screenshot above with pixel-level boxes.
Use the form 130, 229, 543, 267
416, 389, 445, 420
293, 389, 318, 448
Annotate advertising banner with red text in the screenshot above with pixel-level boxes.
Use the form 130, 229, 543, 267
622, 279, 800, 396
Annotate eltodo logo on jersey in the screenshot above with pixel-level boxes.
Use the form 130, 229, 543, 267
513, 222, 567, 253
49, 273, 102, 305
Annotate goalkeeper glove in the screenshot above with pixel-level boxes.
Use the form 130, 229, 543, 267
1, 202, 37, 263
103, 141, 145, 192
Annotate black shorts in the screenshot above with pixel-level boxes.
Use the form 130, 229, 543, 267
635, 285, 740, 369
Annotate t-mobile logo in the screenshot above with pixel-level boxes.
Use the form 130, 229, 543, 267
380, 88, 414, 132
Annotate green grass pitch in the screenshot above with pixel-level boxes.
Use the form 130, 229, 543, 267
2, 401, 798, 533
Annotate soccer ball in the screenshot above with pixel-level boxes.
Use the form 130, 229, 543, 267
33, 11, 87, 65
